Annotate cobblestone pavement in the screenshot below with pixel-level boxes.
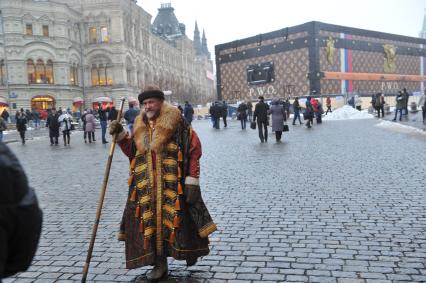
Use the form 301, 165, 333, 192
4, 118, 426, 283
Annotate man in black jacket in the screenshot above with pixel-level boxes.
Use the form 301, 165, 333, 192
45, 108, 60, 145
0, 143, 42, 281
253, 96, 270, 142
98, 104, 109, 144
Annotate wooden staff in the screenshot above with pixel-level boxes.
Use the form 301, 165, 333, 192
81, 97, 126, 283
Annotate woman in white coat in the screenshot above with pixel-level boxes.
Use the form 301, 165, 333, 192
58, 110, 72, 146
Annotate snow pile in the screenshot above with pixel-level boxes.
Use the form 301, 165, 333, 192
375, 120, 426, 136
323, 105, 374, 121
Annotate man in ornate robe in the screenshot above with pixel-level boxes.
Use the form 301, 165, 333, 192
109, 85, 216, 280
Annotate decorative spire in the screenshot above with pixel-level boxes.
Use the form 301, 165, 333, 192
201, 29, 211, 59
193, 21, 202, 55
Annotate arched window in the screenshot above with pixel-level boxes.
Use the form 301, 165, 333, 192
91, 63, 113, 86
0, 60, 5, 85
35, 59, 45, 83
27, 59, 36, 84
46, 60, 54, 84
69, 63, 78, 85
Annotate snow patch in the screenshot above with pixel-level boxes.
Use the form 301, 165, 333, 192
323, 105, 374, 121
375, 120, 426, 136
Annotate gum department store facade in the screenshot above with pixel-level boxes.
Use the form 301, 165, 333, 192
0, 0, 215, 113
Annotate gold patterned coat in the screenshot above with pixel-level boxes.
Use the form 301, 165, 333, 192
116, 102, 217, 269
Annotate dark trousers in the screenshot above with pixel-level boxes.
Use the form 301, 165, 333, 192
306, 117, 313, 128
422, 107, 426, 124
240, 119, 246, 129
19, 130, 25, 144
393, 109, 402, 121
213, 117, 220, 129
84, 131, 95, 142
325, 106, 332, 115
293, 112, 302, 125
248, 112, 252, 121
62, 130, 70, 145
50, 135, 58, 145
100, 120, 107, 142
222, 116, 227, 127
275, 131, 282, 142
376, 106, 384, 118
257, 121, 268, 142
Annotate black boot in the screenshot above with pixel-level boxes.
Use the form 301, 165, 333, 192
146, 257, 168, 280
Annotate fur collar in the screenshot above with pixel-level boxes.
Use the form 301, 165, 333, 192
133, 102, 182, 154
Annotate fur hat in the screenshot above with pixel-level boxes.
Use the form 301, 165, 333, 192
138, 85, 164, 104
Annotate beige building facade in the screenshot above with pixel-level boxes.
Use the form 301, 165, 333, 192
0, 0, 214, 113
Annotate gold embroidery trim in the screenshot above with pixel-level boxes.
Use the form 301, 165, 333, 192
142, 210, 154, 220
155, 155, 164, 256
163, 173, 177, 183
136, 179, 149, 189
163, 158, 177, 167
163, 204, 176, 216
164, 189, 177, 200
134, 163, 148, 173
166, 143, 178, 151
140, 195, 150, 205
163, 219, 174, 230
199, 223, 217, 238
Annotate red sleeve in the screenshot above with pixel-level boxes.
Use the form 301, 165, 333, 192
188, 130, 202, 178
118, 135, 135, 159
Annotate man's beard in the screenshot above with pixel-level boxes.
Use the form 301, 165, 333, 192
146, 111, 158, 119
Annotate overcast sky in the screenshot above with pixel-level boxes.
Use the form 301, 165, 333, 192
138, 0, 425, 57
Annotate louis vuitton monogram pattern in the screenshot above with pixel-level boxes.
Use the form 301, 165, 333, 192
220, 48, 310, 101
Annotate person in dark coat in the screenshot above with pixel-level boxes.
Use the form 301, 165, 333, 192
325, 96, 332, 115
315, 99, 323, 124
0, 143, 42, 281
247, 101, 253, 122
1, 109, 9, 123
16, 110, 27, 144
183, 101, 194, 125
402, 88, 409, 115
98, 104, 109, 144
304, 96, 314, 128
253, 96, 270, 142
221, 101, 228, 128
237, 102, 248, 130
209, 102, 221, 129
108, 106, 118, 122
45, 108, 60, 145
292, 97, 302, 125
375, 93, 385, 118
124, 104, 140, 136
393, 91, 404, 121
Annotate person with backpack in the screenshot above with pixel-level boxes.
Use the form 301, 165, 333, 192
418, 89, 426, 125
292, 97, 303, 125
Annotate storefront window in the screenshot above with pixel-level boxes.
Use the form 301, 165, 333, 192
91, 63, 113, 86
69, 64, 78, 85
106, 64, 113, 85
35, 59, 45, 83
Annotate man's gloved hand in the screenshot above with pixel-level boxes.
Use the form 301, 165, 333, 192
109, 120, 123, 136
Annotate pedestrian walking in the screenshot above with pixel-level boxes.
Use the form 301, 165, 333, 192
58, 110, 72, 146
45, 108, 60, 145
315, 99, 324, 124
375, 92, 385, 118
402, 88, 409, 115
253, 96, 270, 142
1, 109, 9, 123
418, 89, 426, 124
98, 105, 109, 144
292, 97, 303, 125
31, 109, 40, 129
16, 110, 27, 144
221, 101, 228, 128
269, 98, 286, 142
25, 109, 33, 128
123, 103, 140, 136
393, 91, 404, 122
247, 101, 253, 122
237, 101, 248, 130
108, 106, 118, 122
325, 96, 332, 115
109, 85, 216, 280
304, 96, 314, 128
0, 143, 42, 282
183, 101, 194, 125
84, 110, 96, 143
209, 102, 221, 129
0, 116, 7, 142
